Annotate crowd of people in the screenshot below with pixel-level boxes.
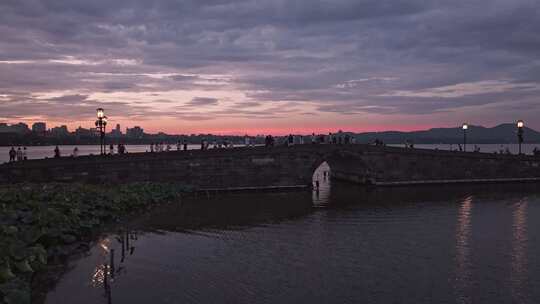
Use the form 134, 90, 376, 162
264, 135, 275, 147
150, 139, 233, 152
4, 134, 381, 163
6, 138, 540, 162
108, 144, 128, 155
8, 146, 28, 162
9, 143, 130, 162
283, 133, 358, 147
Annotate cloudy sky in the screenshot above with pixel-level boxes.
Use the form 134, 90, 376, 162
1, 0, 539, 134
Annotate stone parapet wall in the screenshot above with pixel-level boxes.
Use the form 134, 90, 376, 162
0, 145, 538, 189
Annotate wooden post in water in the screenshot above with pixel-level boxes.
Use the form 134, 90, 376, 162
103, 263, 109, 291
110, 249, 115, 278
120, 233, 125, 262
125, 231, 130, 251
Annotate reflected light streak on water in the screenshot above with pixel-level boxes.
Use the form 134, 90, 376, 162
92, 238, 112, 287
511, 200, 528, 303
454, 196, 473, 304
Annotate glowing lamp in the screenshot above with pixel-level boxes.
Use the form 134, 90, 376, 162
97, 108, 105, 119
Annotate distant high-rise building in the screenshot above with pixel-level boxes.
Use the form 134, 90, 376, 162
126, 126, 144, 138
0, 123, 10, 133
75, 126, 96, 137
50, 125, 70, 137
0, 122, 31, 134
111, 123, 122, 137
32, 122, 47, 134
11, 122, 30, 134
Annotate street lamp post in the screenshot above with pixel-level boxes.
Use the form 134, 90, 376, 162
462, 123, 468, 152
95, 108, 108, 155
517, 120, 524, 155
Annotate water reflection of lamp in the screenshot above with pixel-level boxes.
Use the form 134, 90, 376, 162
511, 201, 527, 302
92, 238, 111, 287
455, 196, 472, 302
92, 232, 138, 304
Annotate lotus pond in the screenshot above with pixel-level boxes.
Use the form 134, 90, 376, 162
0, 183, 187, 304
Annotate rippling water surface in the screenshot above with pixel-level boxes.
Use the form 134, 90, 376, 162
42, 165, 540, 304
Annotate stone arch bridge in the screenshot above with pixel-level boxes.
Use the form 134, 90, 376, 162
0, 145, 539, 190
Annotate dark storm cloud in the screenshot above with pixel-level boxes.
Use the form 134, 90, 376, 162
1, 0, 540, 127
169, 75, 199, 82
187, 97, 219, 106
231, 101, 262, 108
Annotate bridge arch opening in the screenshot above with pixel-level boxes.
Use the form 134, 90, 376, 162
312, 161, 331, 207
312, 161, 331, 184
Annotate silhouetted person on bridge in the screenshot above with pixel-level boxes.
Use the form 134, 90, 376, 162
9, 147, 16, 162
118, 144, 126, 154
264, 135, 275, 147
287, 134, 294, 147
183, 140, 188, 151
54, 146, 61, 158
22, 147, 27, 160
73, 147, 79, 157
16, 147, 22, 161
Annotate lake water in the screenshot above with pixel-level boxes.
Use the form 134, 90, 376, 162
1, 143, 539, 164
41, 164, 540, 304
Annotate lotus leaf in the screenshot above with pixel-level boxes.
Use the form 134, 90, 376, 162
14, 260, 32, 273
8, 242, 28, 261
3, 289, 30, 304
0, 262, 15, 283
4, 226, 18, 236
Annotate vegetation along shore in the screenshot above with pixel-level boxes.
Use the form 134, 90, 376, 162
0, 182, 189, 304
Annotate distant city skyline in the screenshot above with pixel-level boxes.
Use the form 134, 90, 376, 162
0, 119, 538, 137
1, 1, 540, 134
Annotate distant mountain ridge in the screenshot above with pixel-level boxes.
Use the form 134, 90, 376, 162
353, 124, 540, 144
